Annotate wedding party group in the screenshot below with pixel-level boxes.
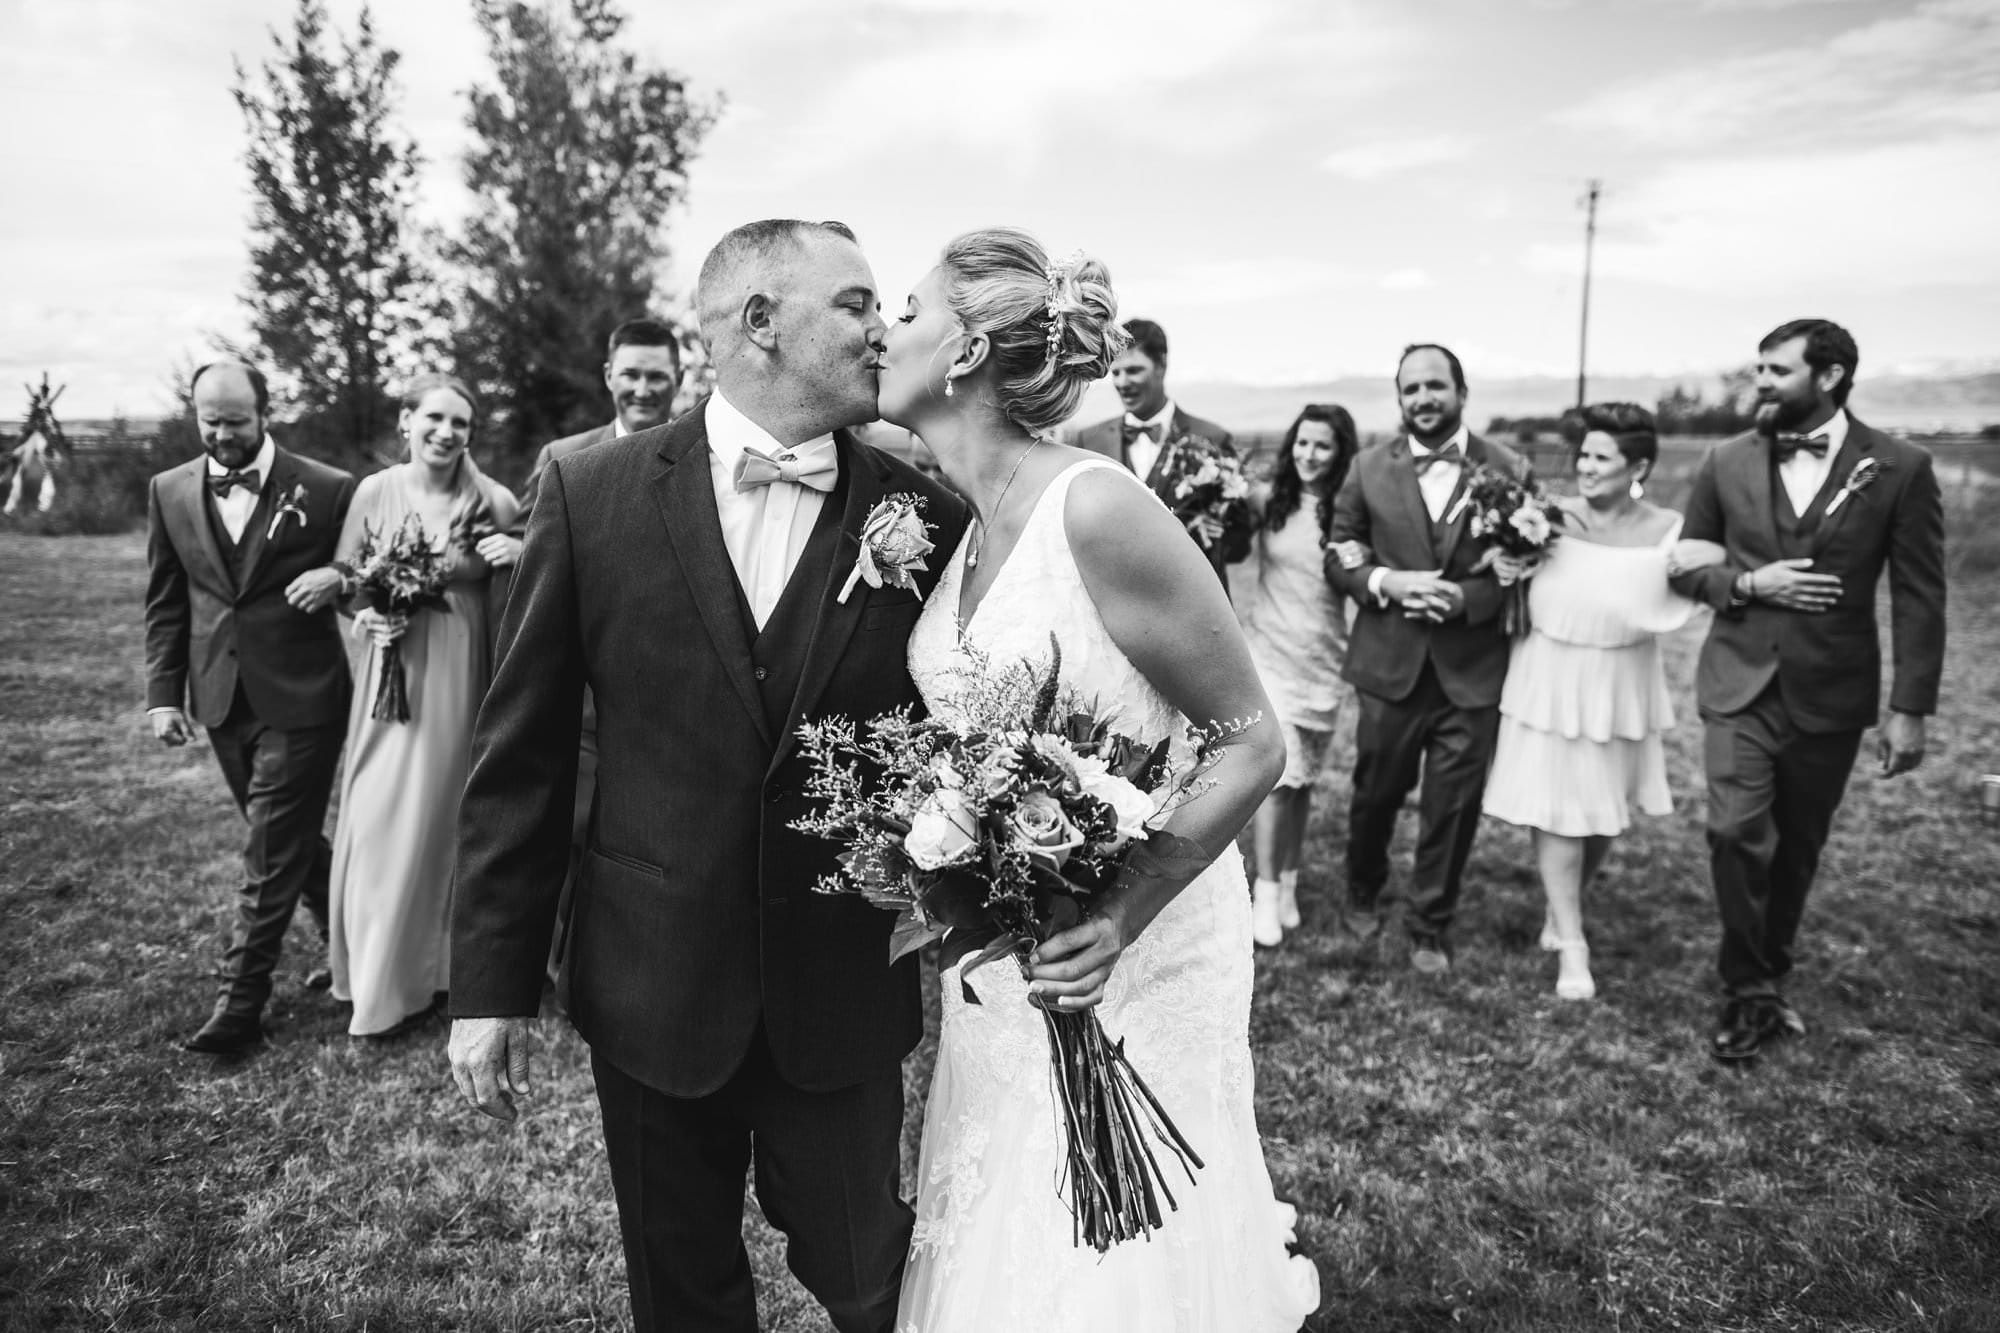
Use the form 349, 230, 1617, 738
141, 217, 1945, 1332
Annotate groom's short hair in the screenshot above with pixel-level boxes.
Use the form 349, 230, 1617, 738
696, 219, 860, 345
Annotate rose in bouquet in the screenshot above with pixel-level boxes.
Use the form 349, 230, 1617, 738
1450, 463, 1566, 636
793, 637, 1248, 1252
1159, 434, 1250, 550
334, 514, 452, 723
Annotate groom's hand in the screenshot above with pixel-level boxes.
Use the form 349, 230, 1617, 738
449, 1017, 533, 1122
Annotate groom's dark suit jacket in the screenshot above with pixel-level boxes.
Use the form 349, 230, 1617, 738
1324, 432, 1528, 708
144, 446, 355, 728
450, 406, 968, 1097
1670, 417, 1945, 732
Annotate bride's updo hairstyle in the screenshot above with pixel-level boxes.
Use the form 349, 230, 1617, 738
938, 227, 1126, 438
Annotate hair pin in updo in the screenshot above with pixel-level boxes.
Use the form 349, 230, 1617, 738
1043, 249, 1086, 364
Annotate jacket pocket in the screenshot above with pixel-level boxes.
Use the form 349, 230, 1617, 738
590, 844, 664, 878
862, 600, 922, 631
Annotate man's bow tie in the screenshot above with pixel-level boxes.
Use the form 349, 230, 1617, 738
732, 444, 837, 494
1772, 432, 1830, 462
208, 468, 262, 497
1122, 421, 1160, 446
1411, 446, 1461, 475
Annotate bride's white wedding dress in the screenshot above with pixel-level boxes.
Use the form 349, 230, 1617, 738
899, 458, 1321, 1332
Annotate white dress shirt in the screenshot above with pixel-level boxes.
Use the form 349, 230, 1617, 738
1366, 424, 1469, 602
206, 434, 279, 543
1776, 408, 1847, 517
704, 390, 836, 631
1122, 399, 1177, 482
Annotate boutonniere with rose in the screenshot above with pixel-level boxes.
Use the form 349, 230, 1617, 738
839, 492, 936, 604
1824, 457, 1887, 516
265, 482, 310, 540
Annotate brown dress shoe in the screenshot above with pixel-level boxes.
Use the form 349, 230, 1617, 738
181, 1011, 265, 1055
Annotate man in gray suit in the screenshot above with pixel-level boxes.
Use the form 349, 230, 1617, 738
144, 362, 356, 1053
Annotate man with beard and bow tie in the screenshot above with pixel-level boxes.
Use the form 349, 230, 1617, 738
144, 361, 356, 1054
1671, 318, 1944, 1063
1074, 318, 1250, 585
1323, 343, 1529, 974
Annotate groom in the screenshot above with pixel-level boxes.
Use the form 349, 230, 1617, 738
448, 220, 967, 1332
1672, 318, 1944, 1061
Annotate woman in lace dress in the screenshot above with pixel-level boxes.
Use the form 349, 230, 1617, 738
1482, 403, 1722, 1000
877, 228, 1320, 1331
328, 375, 520, 1036
1231, 403, 1358, 947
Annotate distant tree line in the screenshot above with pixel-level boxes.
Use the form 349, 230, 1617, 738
212, 0, 718, 483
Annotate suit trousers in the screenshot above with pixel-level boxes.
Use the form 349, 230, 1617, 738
1703, 684, 1863, 998
593, 1032, 912, 1333
205, 689, 340, 1016
1346, 660, 1501, 941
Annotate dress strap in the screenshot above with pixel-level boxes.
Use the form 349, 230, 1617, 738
1657, 514, 1685, 548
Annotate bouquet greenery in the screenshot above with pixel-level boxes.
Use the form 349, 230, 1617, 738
335, 514, 452, 723
794, 637, 1251, 1251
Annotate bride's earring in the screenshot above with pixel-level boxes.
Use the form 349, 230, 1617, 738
943, 377, 955, 399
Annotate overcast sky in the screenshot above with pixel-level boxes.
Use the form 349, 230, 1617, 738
4, 0, 1996, 417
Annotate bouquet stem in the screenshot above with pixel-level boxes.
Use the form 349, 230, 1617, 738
1501, 582, 1533, 638
1040, 1003, 1203, 1252
371, 639, 412, 723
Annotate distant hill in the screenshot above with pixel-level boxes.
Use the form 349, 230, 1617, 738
1066, 372, 2000, 437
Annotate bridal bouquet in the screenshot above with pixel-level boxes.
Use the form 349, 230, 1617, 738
1450, 463, 1566, 636
335, 514, 452, 723
1160, 436, 1249, 548
795, 639, 1246, 1251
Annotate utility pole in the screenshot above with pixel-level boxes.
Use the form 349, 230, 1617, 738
1576, 179, 1601, 410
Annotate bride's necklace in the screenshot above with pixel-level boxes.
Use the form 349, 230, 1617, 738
964, 440, 1039, 570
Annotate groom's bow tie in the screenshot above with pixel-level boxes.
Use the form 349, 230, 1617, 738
1122, 420, 1160, 446
1410, 445, 1461, 475
733, 443, 837, 493
208, 467, 262, 497
1772, 432, 1830, 462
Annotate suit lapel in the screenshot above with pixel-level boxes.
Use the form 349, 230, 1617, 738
769, 433, 889, 772
173, 462, 233, 593
1434, 434, 1484, 568
1741, 433, 1781, 553
1383, 437, 1432, 562
650, 415, 772, 746
235, 449, 292, 594
1808, 420, 1876, 557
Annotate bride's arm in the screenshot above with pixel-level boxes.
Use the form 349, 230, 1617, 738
1025, 467, 1285, 1011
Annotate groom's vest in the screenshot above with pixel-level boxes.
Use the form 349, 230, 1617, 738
729, 471, 849, 740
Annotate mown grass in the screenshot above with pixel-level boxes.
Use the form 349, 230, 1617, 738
3, 531, 1996, 1332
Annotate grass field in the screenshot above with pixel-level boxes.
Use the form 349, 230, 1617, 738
3, 529, 1997, 1332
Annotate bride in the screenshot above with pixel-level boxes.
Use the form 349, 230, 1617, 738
878, 227, 1322, 1331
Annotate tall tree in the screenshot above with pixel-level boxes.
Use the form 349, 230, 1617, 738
449, 0, 717, 473
232, 0, 425, 453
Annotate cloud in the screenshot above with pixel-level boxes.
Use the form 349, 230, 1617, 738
1318, 134, 1472, 181
1378, 267, 1434, 291
1522, 137, 2000, 293
1558, 0, 2000, 151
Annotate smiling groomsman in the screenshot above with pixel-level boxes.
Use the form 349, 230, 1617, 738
1324, 344, 1528, 973
1074, 318, 1251, 582
514, 318, 685, 977
1672, 319, 1945, 1063
144, 362, 357, 1054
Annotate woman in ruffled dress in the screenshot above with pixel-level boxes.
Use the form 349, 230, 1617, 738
328, 374, 521, 1037
1482, 403, 1722, 1000
1231, 404, 1358, 947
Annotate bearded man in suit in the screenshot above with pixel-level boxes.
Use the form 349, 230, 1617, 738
1324, 344, 1528, 973
144, 361, 357, 1053
447, 219, 968, 1332
1074, 317, 1250, 581
1672, 318, 1944, 1062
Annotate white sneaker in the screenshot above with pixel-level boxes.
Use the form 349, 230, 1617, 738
1276, 873, 1301, 930
1555, 942, 1596, 1001
1251, 880, 1284, 948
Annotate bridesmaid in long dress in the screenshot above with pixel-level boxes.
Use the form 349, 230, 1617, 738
328, 375, 521, 1036
1230, 404, 1358, 948
1481, 403, 1722, 1000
